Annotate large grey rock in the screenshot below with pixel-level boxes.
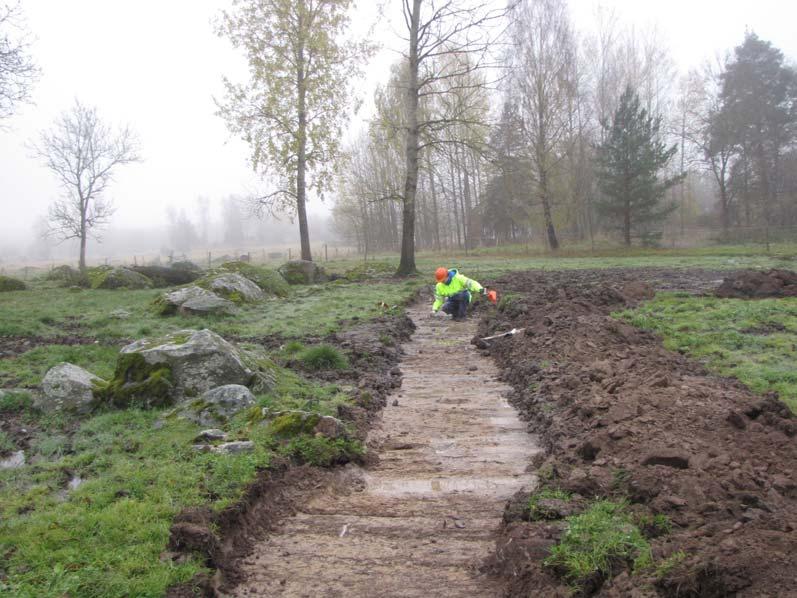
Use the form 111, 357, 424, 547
0, 450, 25, 470
160, 286, 236, 316
120, 329, 273, 397
278, 260, 328, 285
181, 384, 256, 427
208, 273, 264, 302
40, 363, 104, 414
211, 441, 254, 455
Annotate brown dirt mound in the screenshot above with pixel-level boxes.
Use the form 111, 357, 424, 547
715, 268, 797, 299
477, 269, 797, 597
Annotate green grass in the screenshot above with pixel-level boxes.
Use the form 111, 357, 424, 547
0, 344, 120, 388
0, 359, 361, 597
528, 488, 571, 520
299, 344, 349, 371
0, 279, 422, 342
618, 293, 797, 412
545, 500, 652, 589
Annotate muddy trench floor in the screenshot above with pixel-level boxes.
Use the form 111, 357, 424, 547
220, 267, 797, 598
228, 303, 541, 597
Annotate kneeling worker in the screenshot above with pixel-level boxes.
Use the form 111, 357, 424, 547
432, 267, 485, 321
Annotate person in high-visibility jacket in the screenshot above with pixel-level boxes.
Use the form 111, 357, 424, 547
431, 267, 485, 320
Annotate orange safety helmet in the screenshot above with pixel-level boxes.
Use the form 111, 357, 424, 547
435, 267, 448, 282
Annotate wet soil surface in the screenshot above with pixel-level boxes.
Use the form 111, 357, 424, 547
478, 268, 797, 597
0, 334, 103, 360
227, 304, 540, 597
715, 268, 797, 298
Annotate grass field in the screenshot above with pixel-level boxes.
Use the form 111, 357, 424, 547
2, 244, 797, 596
619, 293, 797, 413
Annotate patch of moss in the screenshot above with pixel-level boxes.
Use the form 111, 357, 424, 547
279, 434, 364, 467
93, 352, 175, 409
268, 411, 320, 437
0, 275, 27, 292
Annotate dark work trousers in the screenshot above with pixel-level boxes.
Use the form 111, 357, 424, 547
441, 290, 470, 319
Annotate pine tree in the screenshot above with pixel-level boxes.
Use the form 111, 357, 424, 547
595, 86, 682, 246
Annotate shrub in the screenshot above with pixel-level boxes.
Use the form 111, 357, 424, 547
283, 340, 305, 354
45, 265, 89, 288
299, 344, 349, 371
0, 275, 26, 292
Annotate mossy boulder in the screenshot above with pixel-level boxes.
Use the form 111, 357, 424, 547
0, 276, 27, 292
265, 410, 347, 439
92, 353, 174, 409
218, 261, 289, 297
199, 273, 265, 303
130, 265, 201, 287
118, 329, 274, 401
88, 266, 153, 290
278, 260, 328, 285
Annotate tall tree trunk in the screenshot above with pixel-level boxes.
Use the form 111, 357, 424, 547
79, 198, 87, 271
397, 0, 421, 276
539, 167, 559, 250
296, 18, 312, 262
624, 198, 632, 246
427, 154, 441, 251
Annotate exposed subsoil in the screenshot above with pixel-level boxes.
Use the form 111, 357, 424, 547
716, 268, 797, 298
223, 303, 540, 597
0, 334, 104, 361
477, 268, 797, 597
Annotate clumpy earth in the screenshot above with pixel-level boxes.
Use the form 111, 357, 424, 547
477, 268, 797, 597
715, 268, 797, 298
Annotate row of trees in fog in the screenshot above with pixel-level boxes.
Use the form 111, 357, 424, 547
4, 1, 796, 271
331, 1, 797, 269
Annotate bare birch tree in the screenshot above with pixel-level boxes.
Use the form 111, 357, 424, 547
33, 100, 140, 270
511, 0, 578, 250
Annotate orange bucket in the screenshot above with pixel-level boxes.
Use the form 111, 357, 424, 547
487, 290, 498, 304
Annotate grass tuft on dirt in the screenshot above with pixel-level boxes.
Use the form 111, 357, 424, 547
299, 344, 349, 371
545, 500, 652, 589
618, 293, 797, 412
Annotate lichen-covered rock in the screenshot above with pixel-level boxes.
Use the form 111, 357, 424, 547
119, 329, 274, 399
211, 441, 254, 455
0, 450, 25, 470
218, 262, 290, 297
181, 384, 256, 427
40, 362, 105, 414
157, 286, 235, 316
278, 260, 328, 285
0, 275, 26, 292
90, 267, 153, 290
208, 273, 264, 303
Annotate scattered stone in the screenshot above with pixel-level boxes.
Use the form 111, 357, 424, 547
194, 429, 227, 443
211, 441, 254, 455
40, 362, 105, 414
181, 385, 256, 427
93, 267, 153, 290
109, 309, 132, 319
159, 286, 236, 316
468, 365, 478, 372
0, 450, 25, 470
392, 399, 399, 407
208, 273, 265, 303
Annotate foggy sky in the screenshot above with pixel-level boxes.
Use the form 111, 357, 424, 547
1, 0, 795, 249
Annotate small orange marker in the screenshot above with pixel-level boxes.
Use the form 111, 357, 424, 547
487, 290, 498, 304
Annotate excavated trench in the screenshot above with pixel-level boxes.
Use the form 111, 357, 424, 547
230, 304, 541, 597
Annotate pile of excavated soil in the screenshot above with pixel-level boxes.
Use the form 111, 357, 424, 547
715, 268, 797, 299
477, 268, 797, 597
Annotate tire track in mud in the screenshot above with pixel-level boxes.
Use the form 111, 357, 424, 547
230, 304, 540, 597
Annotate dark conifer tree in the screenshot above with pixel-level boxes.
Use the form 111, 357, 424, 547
595, 86, 682, 245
